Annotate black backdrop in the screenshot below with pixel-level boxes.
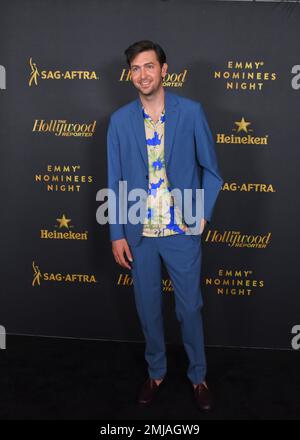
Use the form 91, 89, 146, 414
1, 0, 299, 349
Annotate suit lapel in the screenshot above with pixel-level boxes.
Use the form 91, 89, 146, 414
164, 91, 179, 167
130, 98, 148, 169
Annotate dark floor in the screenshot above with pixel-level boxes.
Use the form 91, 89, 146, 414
0, 335, 299, 420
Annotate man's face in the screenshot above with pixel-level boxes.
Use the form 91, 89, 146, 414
130, 50, 167, 96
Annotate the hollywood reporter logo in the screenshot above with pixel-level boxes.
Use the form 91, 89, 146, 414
0, 325, 6, 349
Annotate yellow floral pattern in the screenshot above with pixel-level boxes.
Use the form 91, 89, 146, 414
142, 107, 188, 237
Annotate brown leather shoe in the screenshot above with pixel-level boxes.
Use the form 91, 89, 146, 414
137, 377, 165, 406
193, 382, 213, 411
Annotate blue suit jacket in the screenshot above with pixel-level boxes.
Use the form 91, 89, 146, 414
107, 91, 223, 247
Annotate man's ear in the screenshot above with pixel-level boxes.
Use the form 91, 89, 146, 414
162, 63, 168, 79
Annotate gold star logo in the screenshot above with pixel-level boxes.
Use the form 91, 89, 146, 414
234, 117, 251, 133
56, 214, 71, 229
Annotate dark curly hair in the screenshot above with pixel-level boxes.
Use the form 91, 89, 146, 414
124, 40, 167, 67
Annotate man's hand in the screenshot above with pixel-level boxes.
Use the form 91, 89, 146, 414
200, 218, 207, 235
112, 238, 133, 270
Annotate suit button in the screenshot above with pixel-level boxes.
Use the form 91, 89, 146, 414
146, 175, 148, 179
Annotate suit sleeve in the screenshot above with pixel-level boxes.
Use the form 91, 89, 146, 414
194, 103, 223, 222
107, 116, 125, 241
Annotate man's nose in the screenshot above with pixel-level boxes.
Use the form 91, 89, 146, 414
140, 68, 147, 79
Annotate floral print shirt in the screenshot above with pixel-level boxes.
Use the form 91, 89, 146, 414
142, 106, 188, 237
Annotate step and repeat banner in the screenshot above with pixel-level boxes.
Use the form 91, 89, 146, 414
1, 0, 299, 349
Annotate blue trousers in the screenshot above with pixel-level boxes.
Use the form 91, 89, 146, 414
130, 234, 206, 385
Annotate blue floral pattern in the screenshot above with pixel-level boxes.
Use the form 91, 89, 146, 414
142, 107, 188, 237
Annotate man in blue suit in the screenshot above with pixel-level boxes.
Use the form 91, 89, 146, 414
107, 40, 223, 411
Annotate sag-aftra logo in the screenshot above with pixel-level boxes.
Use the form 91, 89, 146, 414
29, 58, 99, 86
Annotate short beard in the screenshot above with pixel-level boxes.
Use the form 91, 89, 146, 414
136, 80, 162, 97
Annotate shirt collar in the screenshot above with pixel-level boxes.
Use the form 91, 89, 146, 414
142, 106, 165, 123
